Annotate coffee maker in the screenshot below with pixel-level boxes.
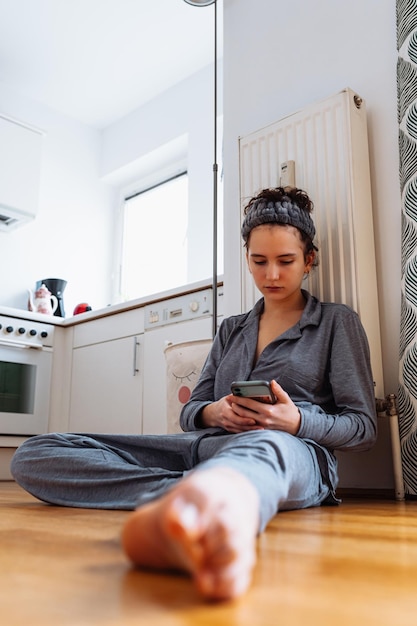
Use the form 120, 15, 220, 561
36, 278, 67, 317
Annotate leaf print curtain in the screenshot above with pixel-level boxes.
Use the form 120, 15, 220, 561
397, 0, 417, 494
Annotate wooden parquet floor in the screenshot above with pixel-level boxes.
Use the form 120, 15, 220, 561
1, 481, 417, 626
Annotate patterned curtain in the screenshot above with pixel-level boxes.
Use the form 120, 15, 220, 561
397, 0, 417, 495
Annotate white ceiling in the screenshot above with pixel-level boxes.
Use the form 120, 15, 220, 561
0, 0, 219, 128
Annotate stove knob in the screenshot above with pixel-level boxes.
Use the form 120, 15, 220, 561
29, 329, 37, 336
40, 331, 48, 338
6, 326, 13, 333
18, 327, 26, 334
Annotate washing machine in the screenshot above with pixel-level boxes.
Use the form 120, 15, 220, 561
142, 287, 222, 434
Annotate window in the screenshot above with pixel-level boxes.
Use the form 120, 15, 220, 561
120, 173, 188, 301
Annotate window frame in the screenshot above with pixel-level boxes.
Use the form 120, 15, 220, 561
115, 170, 189, 303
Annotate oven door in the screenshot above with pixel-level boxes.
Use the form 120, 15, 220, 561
0, 342, 52, 435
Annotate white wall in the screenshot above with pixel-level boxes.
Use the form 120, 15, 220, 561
222, 0, 401, 395
101, 65, 221, 293
0, 83, 115, 315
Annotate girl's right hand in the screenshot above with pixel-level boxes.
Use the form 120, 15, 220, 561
201, 395, 265, 433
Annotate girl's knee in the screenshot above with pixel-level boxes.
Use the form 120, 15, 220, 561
11, 434, 56, 479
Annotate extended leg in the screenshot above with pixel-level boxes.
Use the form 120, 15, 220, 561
196, 429, 333, 530
121, 430, 333, 600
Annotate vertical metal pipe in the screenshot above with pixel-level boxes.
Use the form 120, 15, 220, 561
212, 0, 218, 339
182, 0, 218, 338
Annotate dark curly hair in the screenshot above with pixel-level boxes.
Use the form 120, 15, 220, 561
243, 187, 314, 217
242, 186, 318, 263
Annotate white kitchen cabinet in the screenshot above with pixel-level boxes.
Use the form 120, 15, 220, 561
0, 114, 43, 230
68, 308, 144, 434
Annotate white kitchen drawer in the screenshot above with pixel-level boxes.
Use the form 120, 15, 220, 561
73, 307, 144, 347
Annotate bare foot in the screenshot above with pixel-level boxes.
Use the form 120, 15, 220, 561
121, 467, 260, 601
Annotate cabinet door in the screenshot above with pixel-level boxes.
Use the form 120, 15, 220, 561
0, 115, 43, 219
69, 335, 143, 434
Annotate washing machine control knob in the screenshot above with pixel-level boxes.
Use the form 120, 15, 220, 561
189, 300, 199, 313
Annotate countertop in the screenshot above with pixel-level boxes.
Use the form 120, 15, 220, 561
0, 278, 221, 327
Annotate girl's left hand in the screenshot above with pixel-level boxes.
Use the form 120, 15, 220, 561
229, 379, 301, 435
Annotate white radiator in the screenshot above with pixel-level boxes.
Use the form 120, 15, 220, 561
239, 87, 383, 398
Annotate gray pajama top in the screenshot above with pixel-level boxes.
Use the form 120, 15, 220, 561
180, 290, 377, 486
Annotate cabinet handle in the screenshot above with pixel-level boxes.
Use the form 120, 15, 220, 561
133, 336, 140, 376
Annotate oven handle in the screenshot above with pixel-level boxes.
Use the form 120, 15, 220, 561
0, 338, 44, 350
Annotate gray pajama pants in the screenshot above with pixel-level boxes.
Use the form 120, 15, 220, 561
11, 428, 335, 531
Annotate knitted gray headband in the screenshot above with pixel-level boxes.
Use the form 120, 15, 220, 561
241, 198, 316, 243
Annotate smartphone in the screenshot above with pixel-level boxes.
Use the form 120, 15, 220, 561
231, 380, 277, 404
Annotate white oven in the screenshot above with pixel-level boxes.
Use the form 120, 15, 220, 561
0, 314, 54, 435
